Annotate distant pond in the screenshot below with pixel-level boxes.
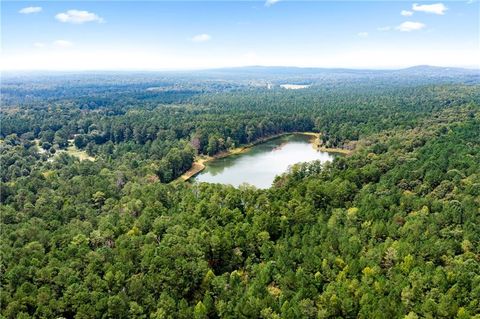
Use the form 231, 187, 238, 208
192, 134, 335, 189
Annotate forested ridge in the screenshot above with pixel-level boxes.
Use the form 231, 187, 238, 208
1, 72, 479, 318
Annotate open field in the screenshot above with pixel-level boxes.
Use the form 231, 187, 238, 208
33, 139, 95, 161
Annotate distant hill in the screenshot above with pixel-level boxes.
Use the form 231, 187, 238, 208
391, 65, 479, 76
2, 65, 478, 88
205, 65, 478, 76
196, 65, 480, 85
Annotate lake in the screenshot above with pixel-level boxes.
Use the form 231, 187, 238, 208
193, 134, 335, 188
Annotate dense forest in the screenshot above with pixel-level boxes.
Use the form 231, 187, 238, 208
1, 69, 480, 318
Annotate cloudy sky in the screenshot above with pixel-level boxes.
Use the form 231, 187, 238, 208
1, 1, 479, 70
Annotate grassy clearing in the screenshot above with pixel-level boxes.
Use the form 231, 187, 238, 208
33, 139, 95, 161
64, 144, 95, 161
62, 139, 95, 161
33, 139, 47, 154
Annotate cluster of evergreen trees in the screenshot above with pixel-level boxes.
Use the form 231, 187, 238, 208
2, 81, 478, 182
1, 77, 479, 318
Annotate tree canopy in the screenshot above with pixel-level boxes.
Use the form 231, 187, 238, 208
1, 72, 479, 318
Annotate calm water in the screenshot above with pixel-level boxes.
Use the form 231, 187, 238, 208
193, 134, 335, 189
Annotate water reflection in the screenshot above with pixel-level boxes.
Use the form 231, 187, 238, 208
193, 134, 335, 189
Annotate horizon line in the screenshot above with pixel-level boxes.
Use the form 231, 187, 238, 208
2, 64, 480, 73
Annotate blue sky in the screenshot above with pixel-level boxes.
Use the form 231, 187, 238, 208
1, 1, 479, 70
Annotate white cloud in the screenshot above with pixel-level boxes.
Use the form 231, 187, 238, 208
33, 42, 46, 48
377, 26, 391, 32
265, 0, 281, 7
412, 3, 447, 15
55, 10, 104, 24
358, 32, 368, 38
396, 21, 426, 32
53, 40, 73, 48
191, 34, 211, 43
19, 6, 42, 14
401, 10, 414, 17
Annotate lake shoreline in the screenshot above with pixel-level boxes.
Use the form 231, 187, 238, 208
177, 132, 351, 182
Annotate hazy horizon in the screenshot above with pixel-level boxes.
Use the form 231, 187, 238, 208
2, 64, 479, 74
